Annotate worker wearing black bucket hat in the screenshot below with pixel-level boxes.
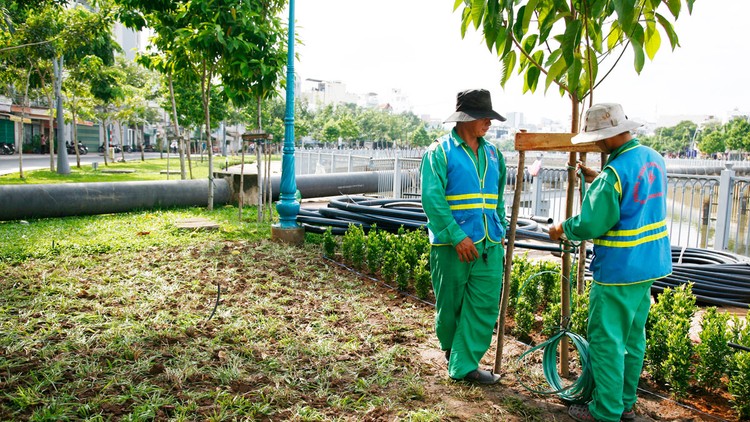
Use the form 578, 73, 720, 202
549, 103, 672, 422
420, 89, 507, 384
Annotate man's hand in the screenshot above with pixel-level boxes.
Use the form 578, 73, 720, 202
548, 223, 565, 241
455, 237, 479, 262
577, 162, 599, 183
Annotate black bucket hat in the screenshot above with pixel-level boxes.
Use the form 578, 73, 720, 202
443, 89, 506, 123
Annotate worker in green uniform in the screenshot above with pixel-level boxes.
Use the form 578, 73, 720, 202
420, 89, 508, 385
549, 103, 672, 421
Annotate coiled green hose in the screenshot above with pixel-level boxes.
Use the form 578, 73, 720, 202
516, 329, 594, 404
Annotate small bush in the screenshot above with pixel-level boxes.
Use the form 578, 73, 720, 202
696, 307, 732, 390
513, 300, 535, 344
729, 351, 750, 420
323, 227, 337, 257
414, 253, 432, 300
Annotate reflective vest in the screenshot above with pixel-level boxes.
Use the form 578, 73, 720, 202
428, 134, 506, 246
590, 144, 673, 284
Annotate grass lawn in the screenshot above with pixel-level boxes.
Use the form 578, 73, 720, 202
0, 160, 736, 421
0, 155, 257, 185
0, 207, 459, 421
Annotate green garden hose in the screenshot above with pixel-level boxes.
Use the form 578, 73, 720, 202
516, 329, 595, 404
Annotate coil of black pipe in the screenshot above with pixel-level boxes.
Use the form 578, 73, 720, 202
300, 196, 750, 308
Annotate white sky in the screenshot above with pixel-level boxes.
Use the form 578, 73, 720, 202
292, 1, 750, 126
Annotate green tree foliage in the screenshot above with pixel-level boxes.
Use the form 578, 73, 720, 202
725, 117, 750, 152
696, 124, 725, 156
455, 0, 695, 130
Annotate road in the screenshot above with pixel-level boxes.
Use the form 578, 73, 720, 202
0, 151, 168, 176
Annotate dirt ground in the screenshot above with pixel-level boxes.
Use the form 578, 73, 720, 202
356, 244, 743, 422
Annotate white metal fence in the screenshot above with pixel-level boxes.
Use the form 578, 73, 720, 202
294, 149, 750, 257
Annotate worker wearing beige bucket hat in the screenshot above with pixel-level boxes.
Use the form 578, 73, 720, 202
549, 103, 672, 422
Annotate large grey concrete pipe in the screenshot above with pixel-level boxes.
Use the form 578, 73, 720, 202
0, 179, 230, 221
267, 171, 383, 201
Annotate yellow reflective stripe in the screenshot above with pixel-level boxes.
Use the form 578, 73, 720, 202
446, 193, 482, 201
606, 220, 667, 237
449, 203, 497, 211
593, 230, 669, 248
446, 193, 498, 201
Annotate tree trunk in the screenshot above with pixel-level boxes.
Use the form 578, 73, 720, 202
256, 97, 263, 223
167, 74, 186, 180
72, 109, 81, 168
200, 61, 215, 211
54, 55, 70, 175
138, 124, 144, 161
18, 64, 33, 178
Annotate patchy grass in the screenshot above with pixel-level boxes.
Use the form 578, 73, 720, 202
0, 206, 730, 421
0, 207, 448, 420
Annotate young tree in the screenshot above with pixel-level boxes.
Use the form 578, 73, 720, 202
456, 0, 695, 131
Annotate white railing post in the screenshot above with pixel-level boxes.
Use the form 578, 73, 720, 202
714, 163, 736, 251
393, 156, 402, 198
330, 153, 335, 173
532, 170, 544, 216
348, 153, 353, 172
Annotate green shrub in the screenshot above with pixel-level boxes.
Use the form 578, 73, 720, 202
646, 283, 696, 398
569, 284, 590, 338
366, 228, 385, 274
541, 302, 562, 337
341, 224, 367, 270
508, 253, 531, 312
535, 260, 560, 307
323, 227, 337, 257
513, 300, 534, 344
728, 315, 750, 374
729, 351, 750, 420
395, 252, 411, 291
696, 307, 732, 390
414, 253, 432, 300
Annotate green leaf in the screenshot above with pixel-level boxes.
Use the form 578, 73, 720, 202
538, 5, 559, 43
522, 34, 538, 54
561, 19, 582, 67
513, 5, 525, 41
607, 21, 623, 50
461, 6, 471, 38
495, 28, 509, 56
523, 65, 540, 93
613, 0, 636, 33
655, 12, 680, 49
521, 0, 539, 33
471, 0, 485, 29
501, 50, 517, 87
453, 0, 465, 12
566, 58, 582, 94
645, 21, 661, 60
545, 55, 566, 93
666, 0, 681, 18
631, 41, 645, 74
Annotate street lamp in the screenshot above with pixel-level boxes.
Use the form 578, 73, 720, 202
271, 0, 304, 245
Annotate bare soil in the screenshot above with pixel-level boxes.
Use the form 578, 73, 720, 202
340, 248, 743, 422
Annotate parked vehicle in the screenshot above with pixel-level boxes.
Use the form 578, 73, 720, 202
66, 142, 88, 155
0, 143, 15, 155
98, 143, 122, 154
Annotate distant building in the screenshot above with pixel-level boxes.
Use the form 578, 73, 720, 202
300, 79, 359, 110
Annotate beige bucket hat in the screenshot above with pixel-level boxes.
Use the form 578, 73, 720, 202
571, 103, 642, 144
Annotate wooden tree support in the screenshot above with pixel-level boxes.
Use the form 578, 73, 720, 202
494, 132, 605, 377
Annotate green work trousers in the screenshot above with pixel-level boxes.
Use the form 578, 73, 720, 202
587, 281, 653, 422
430, 241, 503, 379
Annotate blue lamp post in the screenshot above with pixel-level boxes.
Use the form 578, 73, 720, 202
272, 0, 304, 244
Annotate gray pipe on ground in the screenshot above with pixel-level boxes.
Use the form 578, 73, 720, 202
0, 179, 230, 221
265, 171, 382, 201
